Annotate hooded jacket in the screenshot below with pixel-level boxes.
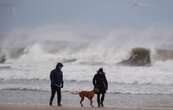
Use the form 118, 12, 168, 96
93, 72, 108, 93
50, 67, 63, 88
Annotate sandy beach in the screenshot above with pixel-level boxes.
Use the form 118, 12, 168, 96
1, 104, 173, 110
1, 90, 173, 110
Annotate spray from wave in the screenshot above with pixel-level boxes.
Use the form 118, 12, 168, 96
0, 25, 173, 63
0, 25, 173, 84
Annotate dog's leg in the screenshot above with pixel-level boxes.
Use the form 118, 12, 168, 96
90, 99, 94, 107
80, 97, 84, 107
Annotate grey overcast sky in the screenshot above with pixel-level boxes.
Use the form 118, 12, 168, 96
0, 0, 173, 32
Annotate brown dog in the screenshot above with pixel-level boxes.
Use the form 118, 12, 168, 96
79, 90, 95, 107
72, 90, 95, 107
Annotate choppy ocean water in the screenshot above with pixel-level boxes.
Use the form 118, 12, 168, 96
1, 61, 173, 95
0, 42, 173, 107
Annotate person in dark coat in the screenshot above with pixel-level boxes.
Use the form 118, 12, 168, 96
93, 68, 108, 107
49, 62, 64, 106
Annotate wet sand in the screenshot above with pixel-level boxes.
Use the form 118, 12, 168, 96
1, 89, 173, 110
1, 104, 173, 110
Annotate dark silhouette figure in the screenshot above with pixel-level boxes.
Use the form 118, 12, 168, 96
93, 68, 108, 107
49, 62, 64, 106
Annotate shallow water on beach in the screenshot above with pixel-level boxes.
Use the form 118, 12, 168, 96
1, 79, 173, 95
0, 89, 173, 107
0, 79, 173, 107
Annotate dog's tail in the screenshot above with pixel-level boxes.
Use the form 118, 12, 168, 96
70, 91, 79, 95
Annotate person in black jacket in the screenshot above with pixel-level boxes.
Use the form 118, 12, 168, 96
93, 68, 108, 107
49, 62, 64, 106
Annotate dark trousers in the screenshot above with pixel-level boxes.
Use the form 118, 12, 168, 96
49, 86, 61, 106
97, 93, 105, 107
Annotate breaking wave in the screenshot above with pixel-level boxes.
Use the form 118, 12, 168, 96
1, 26, 173, 94
1, 41, 173, 65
